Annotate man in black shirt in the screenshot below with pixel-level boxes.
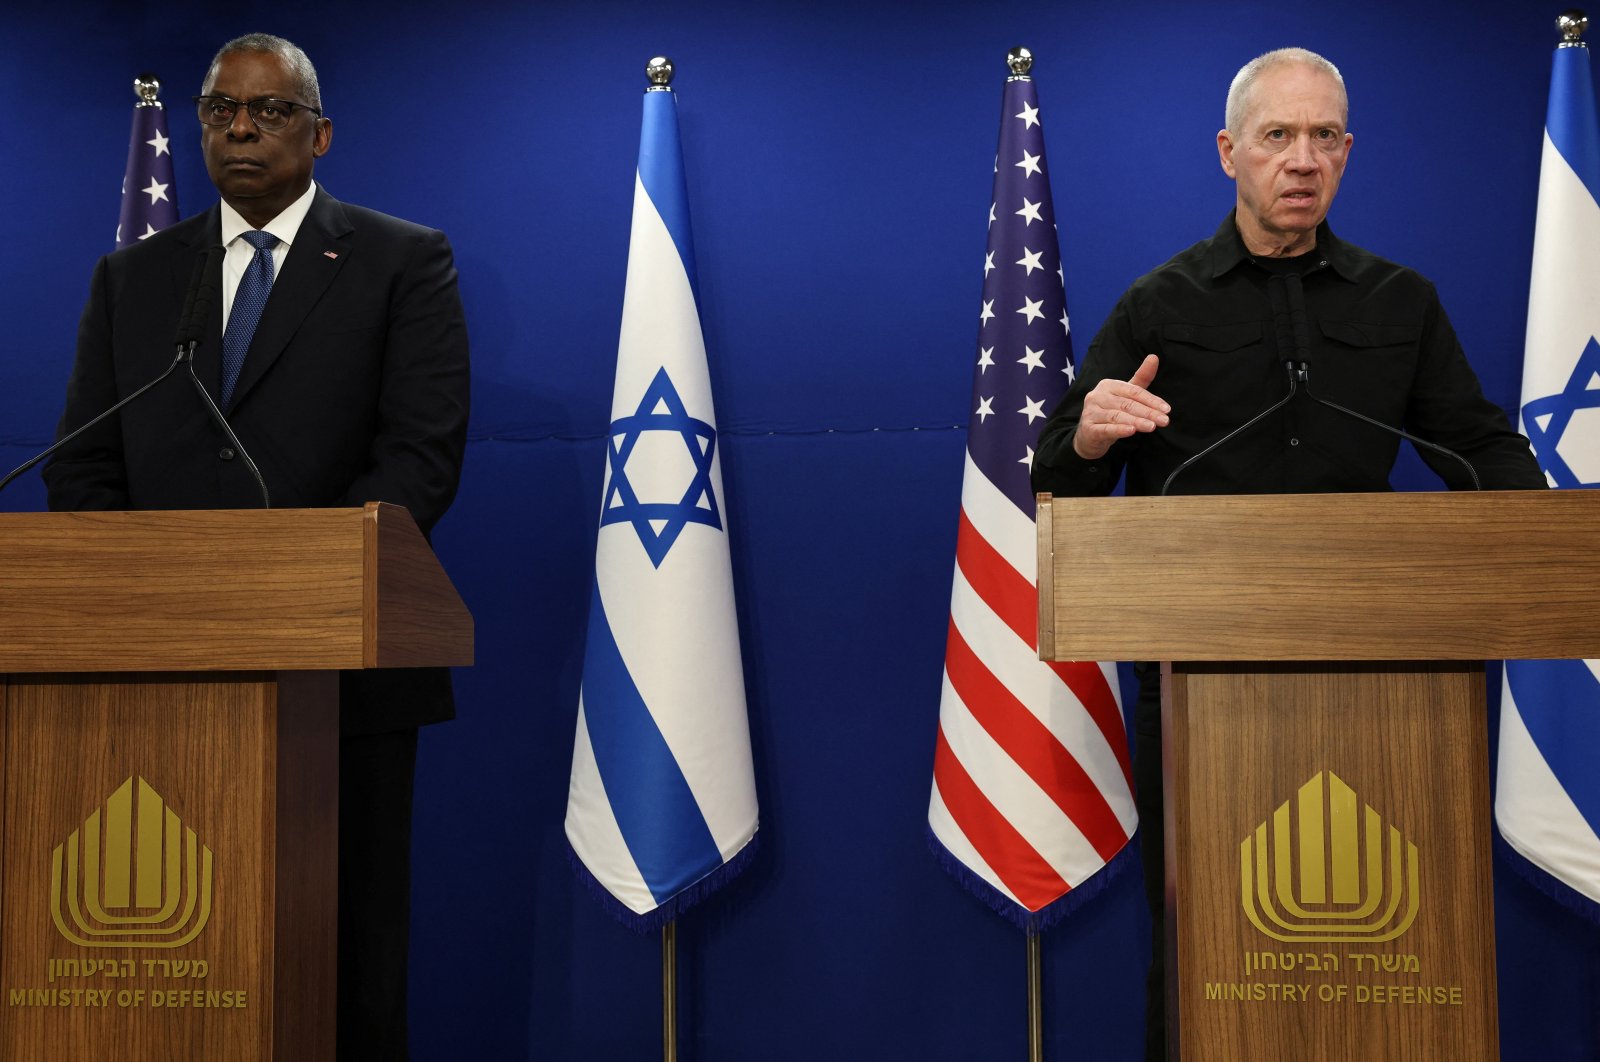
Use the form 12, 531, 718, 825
1029, 47, 1544, 1061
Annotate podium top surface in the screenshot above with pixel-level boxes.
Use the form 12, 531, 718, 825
1037, 490, 1596, 662
0, 504, 472, 673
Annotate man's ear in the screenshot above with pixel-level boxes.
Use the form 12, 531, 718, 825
313, 117, 333, 159
1216, 129, 1237, 179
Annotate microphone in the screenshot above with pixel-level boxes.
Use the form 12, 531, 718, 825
1275, 273, 1482, 491
173, 245, 213, 352
0, 250, 218, 496
1280, 273, 1313, 383
175, 245, 271, 508
2, 245, 271, 507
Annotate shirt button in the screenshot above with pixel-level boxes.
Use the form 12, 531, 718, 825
219, 447, 236, 461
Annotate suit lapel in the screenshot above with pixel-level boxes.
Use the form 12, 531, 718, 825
228, 189, 354, 411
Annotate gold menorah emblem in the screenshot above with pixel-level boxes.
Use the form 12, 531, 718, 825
1240, 770, 1418, 943
50, 777, 213, 948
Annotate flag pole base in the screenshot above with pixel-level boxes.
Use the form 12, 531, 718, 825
663, 918, 678, 1062
1028, 929, 1043, 1062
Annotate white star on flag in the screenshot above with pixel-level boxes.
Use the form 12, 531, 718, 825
1016, 248, 1044, 275
1060, 310, 1071, 336
1018, 444, 1035, 469
1015, 198, 1043, 225
977, 347, 995, 372
138, 223, 158, 240
1015, 150, 1042, 177
988, 203, 997, 227
1016, 296, 1045, 324
142, 177, 169, 204
976, 396, 995, 422
1015, 101, 1040, 128
146, 130, 170, 157
984, 252, 995, 276
1018, 396, 1046, 423
1063, 360, 1076, 383
979, 300, 995, 326
1017, 345, 1045, 372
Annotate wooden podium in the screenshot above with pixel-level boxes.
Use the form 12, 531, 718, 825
1038, 490, 1595, 1061
0, 504, 471, 1061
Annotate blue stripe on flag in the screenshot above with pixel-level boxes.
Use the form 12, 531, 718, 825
1547, 46, 1600, 205
637, 89, 700, 296
1506, 659, 1600, 838
581, 587, 725, 904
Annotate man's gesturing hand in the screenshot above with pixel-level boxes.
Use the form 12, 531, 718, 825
1072, 354, 1170, 461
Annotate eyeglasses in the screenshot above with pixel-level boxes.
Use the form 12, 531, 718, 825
193, 95, 322, 133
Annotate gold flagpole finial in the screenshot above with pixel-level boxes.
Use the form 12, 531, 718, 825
1558, 10, 1589, 47
133, 73, 162, 107
1007, 46, 1034, 80
646, 56, 674, 92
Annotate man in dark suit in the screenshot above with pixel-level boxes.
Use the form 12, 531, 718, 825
44, 33, 469, 1061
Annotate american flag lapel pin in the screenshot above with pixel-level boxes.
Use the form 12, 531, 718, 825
323, 250, 339, 260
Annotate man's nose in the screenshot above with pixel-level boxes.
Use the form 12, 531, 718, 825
1284, 135, 1317, 171
226, 106, 257, 140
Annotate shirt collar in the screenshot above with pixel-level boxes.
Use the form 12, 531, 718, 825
218, 181, 318, 250
1207, 209, 1359, 283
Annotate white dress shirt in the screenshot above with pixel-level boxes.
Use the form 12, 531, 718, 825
217, 181, 318, 331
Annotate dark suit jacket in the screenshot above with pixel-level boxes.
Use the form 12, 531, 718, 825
44, 187, 470, 734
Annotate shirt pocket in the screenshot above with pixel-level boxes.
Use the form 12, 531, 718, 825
1160, 321, 1263, 353
1157, 321, 1274, 436
1315, 320, 1419, 420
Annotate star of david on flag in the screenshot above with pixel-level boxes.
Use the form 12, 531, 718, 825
601, 367, 723, 568
1522, 337, 1600, 487
566, 77, 758, 930
927, 64, 1136, 930
1496, 33, 1600, 921
116, 83, 179, 249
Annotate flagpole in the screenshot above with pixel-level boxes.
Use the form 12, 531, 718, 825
1027, 929, 1043, 1062
663, 918, 678, 1062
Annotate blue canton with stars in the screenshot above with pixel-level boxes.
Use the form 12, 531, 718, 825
1521, 336, 1600, 487
969, 76, 1075, 517
117, 98, 178, 248
601, 366, 723, 567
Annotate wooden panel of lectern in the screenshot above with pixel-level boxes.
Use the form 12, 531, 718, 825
0, 504, 471, 1061
1038, 491, 1592, 1061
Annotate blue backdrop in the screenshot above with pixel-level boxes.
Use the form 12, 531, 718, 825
3, 1, 1597, 1059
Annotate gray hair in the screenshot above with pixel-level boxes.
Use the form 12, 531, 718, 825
1225, 47, 1345, 133
203, 33, 322, 111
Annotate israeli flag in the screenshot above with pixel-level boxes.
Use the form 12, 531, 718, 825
1497, 38, 1600, 917
565, 80, 758, 928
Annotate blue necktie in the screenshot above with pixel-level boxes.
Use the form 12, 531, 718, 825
220, 230, 279, 407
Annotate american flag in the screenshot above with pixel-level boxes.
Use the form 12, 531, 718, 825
116, 77, 178, 248
928, 64, 1137, 927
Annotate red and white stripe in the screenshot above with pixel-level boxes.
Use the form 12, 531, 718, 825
929, 454, 1137, 912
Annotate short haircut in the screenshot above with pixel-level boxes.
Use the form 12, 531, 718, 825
1225, 47, 1346, 133
203, 33, 321, 111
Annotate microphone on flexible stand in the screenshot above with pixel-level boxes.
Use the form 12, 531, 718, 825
0, 248, 218, 497
1276, 273, 1481, 491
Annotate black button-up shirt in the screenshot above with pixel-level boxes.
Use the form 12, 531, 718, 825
1031, 213, 1546, 497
